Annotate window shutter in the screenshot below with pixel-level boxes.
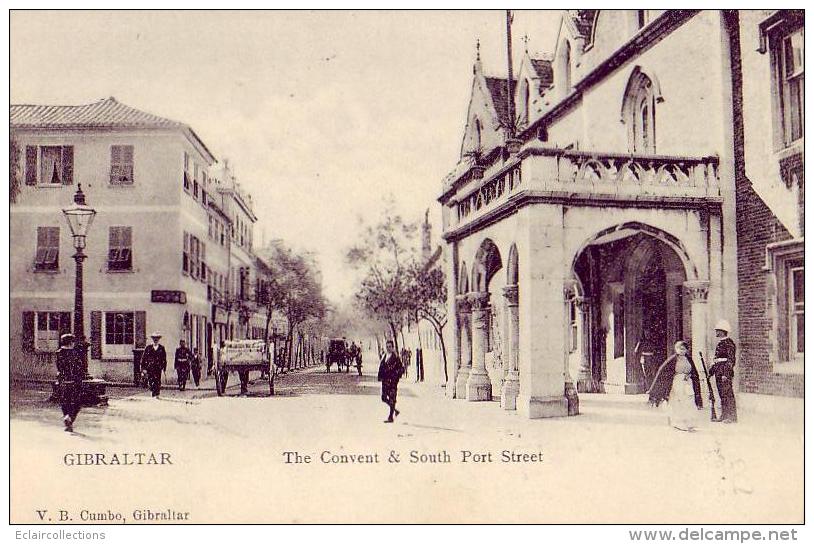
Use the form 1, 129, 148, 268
90, 311, 102, 359
22, 311, 35, 352
58, 312, 72, 337
25, 146, 37, 185
111, 145, 122, 167
61, 146, 74, 185
123, 145, 134, 165
135, 311, 146, 348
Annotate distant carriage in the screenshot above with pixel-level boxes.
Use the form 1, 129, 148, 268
214, 339, 273, 396
326, 338, 349, 373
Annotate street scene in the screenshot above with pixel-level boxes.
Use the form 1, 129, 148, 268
8, 9, 805, 525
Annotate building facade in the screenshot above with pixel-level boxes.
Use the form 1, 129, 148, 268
439, 10, 803, 418
734, 10, 804, 397
10, 97, 265, 384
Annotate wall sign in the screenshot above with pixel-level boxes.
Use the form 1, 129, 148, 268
151, 290, 187, 304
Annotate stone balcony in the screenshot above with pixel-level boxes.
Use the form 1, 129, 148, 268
441, 147, 721, 234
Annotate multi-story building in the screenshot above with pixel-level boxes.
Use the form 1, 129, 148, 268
10, 97, 230, 383
438, 10, 803, 418
734, 10, 804, 398
209, 161, 264, 341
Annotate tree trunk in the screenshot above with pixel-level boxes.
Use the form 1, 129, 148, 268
389, 322, 399, 352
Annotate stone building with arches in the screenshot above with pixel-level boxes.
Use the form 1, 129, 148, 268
436, 10, 796, 418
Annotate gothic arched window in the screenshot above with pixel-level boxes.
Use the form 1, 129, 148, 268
622, 69, 658, 154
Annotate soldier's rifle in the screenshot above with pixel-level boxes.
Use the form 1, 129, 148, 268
698, 351, 717, 422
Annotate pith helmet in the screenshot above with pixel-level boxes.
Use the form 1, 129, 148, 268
714, 319, 731, 333
150, 331, 162, 339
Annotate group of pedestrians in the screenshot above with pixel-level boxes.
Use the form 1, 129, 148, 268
647, 319, 739, 432
138, 332, 203, 397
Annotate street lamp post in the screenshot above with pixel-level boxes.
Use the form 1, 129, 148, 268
62, 184, 106, 406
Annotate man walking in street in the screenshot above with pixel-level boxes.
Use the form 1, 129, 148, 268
191, 347, 202, 387
56, 333, 83, 432
174, 339, 192, 391
710, 319, 738, 423
142, 332, 167, 398
378, 340, 404, 423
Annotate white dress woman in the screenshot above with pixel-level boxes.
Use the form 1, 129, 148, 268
648, 341, 703, 431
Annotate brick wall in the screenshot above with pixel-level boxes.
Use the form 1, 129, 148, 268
730, 11, 803, 398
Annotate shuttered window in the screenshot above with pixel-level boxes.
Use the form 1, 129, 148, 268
183, 232, 190, 274
105, 312, 135, 345
35, 226, 59, 271
108, 226, 133, 271
38, 146, 73, 185
183, 152, 191, 191
110, 145, 134, 184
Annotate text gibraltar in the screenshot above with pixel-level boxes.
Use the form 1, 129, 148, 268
63, 452, 172, 466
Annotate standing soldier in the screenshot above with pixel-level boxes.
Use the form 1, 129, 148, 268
174, 339, 192, 391
354, 343, 363, 376
377, 340, 404, 423
191, 347, 202, 388
710, 319, 738, 423
142, 332, 167, 398
56, 333, 83, 432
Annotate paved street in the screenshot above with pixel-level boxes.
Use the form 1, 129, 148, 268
11, 356, 803, 524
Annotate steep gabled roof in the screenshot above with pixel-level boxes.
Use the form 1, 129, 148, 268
530, 58, 554, 89
483, 76, 517, 126
10, 97, 215, 162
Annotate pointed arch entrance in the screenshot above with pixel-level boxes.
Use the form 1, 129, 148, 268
570, 223, 704, 394
465, 238, 503, 401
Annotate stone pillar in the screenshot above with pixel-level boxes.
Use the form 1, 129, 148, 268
500, 285, 520, 410
576, 296, 595, 393
454, 295, 472, 399
466, 291, 493, 401
515, 205, 569, 418
684, 280, 712, 408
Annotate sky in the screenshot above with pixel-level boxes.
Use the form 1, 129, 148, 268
10, 10, 561, 304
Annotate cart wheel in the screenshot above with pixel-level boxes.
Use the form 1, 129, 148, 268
215, 369, 224, 396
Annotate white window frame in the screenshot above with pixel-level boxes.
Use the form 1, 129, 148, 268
788, 264, 804, 361
767, 20, 804, 150
35, 311, 67, 353
103, 311, 136, 359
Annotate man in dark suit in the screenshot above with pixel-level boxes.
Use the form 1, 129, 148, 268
174, 339, 192, 391
377, 340, 404, 423
56, 333, 83, 432
191, 347, 202, 387
142, 332, 167, 397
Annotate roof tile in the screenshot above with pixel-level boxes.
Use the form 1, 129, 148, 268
10, 97, 184, 129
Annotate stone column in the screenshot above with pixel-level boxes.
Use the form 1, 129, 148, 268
500, 285, 520, 410
576, 296, 595, 393
466, 291, 493, 401
684, 280, 712, 408
454, 294, 472, 399
515, 205, 569, 418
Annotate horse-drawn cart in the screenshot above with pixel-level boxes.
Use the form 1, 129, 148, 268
214, 339, 272, 396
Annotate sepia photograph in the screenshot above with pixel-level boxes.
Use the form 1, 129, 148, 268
6, 7, 806, 528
